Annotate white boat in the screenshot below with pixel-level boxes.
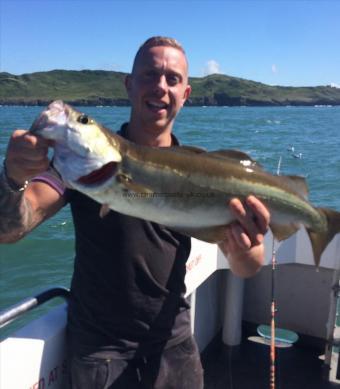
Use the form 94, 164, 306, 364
1, 229, 340, 388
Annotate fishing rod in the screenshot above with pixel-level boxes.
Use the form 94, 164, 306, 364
270, 240, 277, 389
269, 156, 282, 389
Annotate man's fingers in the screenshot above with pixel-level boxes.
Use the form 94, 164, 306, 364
17, 157, 50, 170
25, 133, 50, 149
8, 131, 50, 161
229, 196, 270, 246
5, 129, 51, 184
11, 131, 50, 151
246, 195, 270, 235
218, 226, 248, 256
9, 148, 49, 162
229, 198, 259, 244
230, 223, 252, 249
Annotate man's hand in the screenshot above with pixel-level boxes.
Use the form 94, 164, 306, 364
5, 130, 51, 186
0, 129, 63, 243
218, 195, 270, 278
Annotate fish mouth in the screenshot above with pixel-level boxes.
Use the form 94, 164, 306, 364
30, 100, 68, 136
76, 162, 118, 186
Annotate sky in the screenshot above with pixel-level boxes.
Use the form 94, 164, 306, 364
0, 0, 339, 87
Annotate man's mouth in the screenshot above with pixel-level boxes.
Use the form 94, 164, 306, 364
77, 162, 118, 185
146, 100, 168, 112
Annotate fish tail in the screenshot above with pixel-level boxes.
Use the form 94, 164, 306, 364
307, 208, 340, 267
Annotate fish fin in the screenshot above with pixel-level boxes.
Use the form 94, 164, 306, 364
116, 174, 153, 194
208, 149, 255, 161
172, 147, 262, 169
270, 222, 301, 242
171, 145, 207, 154
281, 175, 309, 199
173, 225, 227, 243
99, 204, 111, 218
308, 208, 340, 267
207, 149, 263, 168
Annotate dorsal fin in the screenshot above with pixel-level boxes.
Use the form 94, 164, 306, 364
171, 145, 207, 154
280, 175, 309, 199
171, 146, 263, 170
207, 149, 262, 168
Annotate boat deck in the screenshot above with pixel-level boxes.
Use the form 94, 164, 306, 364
202, 333, 340, 389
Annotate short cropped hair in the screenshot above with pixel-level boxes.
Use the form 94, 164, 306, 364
132, 36, 187, 72
137, 36, 185, 54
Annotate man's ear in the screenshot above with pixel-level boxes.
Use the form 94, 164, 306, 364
125, 75, 132, 93
182, 85, 192, 106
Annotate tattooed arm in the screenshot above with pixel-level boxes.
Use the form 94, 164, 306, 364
0, 130, 64, 243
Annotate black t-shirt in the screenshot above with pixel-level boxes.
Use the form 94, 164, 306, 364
66, 126, 192, 359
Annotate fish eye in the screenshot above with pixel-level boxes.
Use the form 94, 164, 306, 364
78, 114, 89, 124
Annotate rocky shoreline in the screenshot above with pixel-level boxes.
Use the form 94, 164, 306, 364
1, 97, 338, 107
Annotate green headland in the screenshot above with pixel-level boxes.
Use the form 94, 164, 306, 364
1, 70, 340, 106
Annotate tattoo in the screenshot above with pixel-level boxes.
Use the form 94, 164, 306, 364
0, 169, 34, 242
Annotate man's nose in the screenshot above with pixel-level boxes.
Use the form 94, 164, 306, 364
154, 75, 168, 94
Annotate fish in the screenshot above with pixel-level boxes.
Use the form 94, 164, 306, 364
30, 100, 340, 267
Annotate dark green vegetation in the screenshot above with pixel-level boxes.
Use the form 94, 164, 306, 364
1, 70, 340, 106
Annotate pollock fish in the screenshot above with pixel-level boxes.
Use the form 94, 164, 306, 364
30, 100, 340, 266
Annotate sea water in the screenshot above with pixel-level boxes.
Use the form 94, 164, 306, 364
0, 105, 339, 336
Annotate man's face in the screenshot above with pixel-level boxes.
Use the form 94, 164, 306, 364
126, 45, 191, 134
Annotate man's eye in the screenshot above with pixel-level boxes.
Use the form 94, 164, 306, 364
167, 75, 181, 86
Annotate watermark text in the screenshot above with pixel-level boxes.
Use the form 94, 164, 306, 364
122, 192, 215, 198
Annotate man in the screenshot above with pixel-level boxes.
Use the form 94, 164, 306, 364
0, 37, 270, 388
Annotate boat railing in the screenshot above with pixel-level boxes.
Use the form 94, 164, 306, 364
0, 286, 70, 328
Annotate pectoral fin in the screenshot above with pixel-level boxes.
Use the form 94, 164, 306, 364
173, 225, 228, 243
99, 204, 111, 218
116, 174, 153, 195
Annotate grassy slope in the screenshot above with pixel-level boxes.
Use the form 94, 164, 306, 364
0, 70, 127, 101
189, 74, 340, 105
1, 70, 340, 106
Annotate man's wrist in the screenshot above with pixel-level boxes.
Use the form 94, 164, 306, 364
1, 161, 29, 193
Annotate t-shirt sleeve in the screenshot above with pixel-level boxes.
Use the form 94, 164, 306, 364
31, 166, 66, 196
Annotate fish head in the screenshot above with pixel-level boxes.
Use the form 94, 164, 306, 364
30, 100, 122, 188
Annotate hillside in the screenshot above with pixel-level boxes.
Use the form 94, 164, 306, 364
1, 70, 340, 106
